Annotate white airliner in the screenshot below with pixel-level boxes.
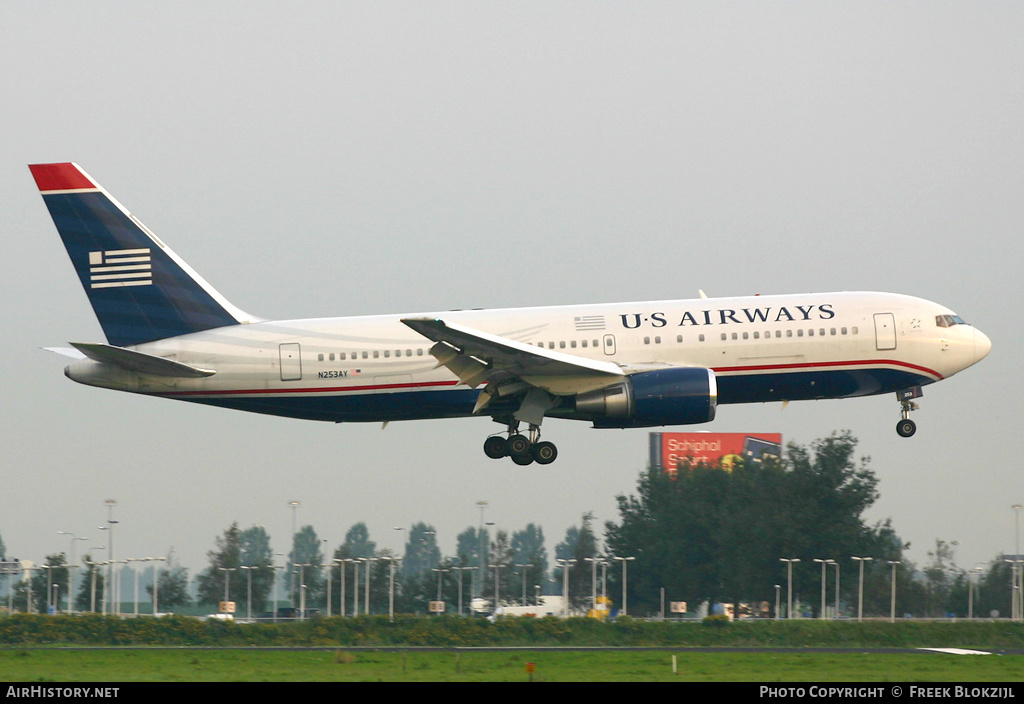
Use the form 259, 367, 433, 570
31, 162, 991, 465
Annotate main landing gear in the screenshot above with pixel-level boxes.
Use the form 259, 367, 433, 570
896, 387, 922, 438
483, 422, 558, 465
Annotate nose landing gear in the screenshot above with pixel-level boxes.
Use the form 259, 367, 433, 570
896, 387, 922, 437
483, 421, 558, 465
896, 417, 917, 438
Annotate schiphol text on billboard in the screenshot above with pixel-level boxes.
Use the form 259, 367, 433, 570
650, 432, 783, 473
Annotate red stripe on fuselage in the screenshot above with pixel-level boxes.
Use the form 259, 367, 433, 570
150, 358, 940, 400
713, 358, 942, 380
156, 379, 462, 398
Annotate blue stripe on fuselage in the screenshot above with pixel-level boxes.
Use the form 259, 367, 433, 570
715, 367, 935, 404
174, 387, 491, 423
157, 366, 935, 424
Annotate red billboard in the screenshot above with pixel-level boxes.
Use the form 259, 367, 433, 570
650, 432, 783, 473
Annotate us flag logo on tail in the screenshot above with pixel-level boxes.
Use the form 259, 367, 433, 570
89, 248, 152, 289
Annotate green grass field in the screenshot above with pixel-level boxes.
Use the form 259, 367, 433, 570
1, 648, 1022, 682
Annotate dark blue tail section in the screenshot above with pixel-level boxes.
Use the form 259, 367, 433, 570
31, 163, 255, 346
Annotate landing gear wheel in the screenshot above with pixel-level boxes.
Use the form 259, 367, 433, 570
487, 418, 557, 466
896, 419, 917, 438
510, 451, 535, 466
532, 441, 558, 465
483, 436, 508, 459
895, 388, 922, 439
507, 434, 531, 456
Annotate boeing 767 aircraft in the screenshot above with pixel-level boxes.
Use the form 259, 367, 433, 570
31, 162, 991, 465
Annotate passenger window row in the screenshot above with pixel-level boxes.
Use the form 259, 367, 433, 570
717, 327, 859, 342
315, 325, 862, 362
318, 348, 428, 362
534, 339, 601, 350
640, 327, 860, 344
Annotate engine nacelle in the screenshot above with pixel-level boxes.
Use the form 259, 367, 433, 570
575, 367, 717, 428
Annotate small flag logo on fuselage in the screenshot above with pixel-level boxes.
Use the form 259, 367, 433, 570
574, 315, 606, 331
88, 249, 152, 289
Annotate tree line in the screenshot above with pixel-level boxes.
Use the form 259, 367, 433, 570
2, 432, 1019, 619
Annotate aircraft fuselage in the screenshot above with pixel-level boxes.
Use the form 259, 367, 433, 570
32, 161, 991, 464
65, 290, 988, 424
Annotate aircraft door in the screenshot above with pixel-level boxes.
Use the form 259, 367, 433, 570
279, 343, 302, 381
603, 334, 617, 356
873, 313, 897, 351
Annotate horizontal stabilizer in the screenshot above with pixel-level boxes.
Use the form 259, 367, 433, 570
42, 346, 87, 360
69, 342, 215, 378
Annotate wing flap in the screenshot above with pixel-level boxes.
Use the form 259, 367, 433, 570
401, 317, 623, 395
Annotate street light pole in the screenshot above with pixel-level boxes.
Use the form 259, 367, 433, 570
515, 564, 530, 606
1014, 505, 1022, 620
102, 499, 117, 615
489, 563, 504, 612
351, 560, 360, 616
476, 501, 488, 600
363, 558, 377, 615
109, 560, 126, 616
600, 560, 608, 613
218, 567, 236, 613
342, 559, 356, 618
852, 556, 873, 621
57, 532, 87, 615
432, 567, 448, 602
85, 559, 99, 613
383, 556, 399, 621
888, 561, 901, 623
454, 566, 477, 616
42, 565, 54, 615
240, 566, 255, 621
338, 559, 348, 618
272, 563, 285, 622
288, 501, 300, 609
129, 558, 145, 616
831, 560, 840, 618
813, 558, 828, 619
151, 557, 165, 615
584, 557, 600, 613
1007, 558, 1024, 621
325, 558, 333, 618
614, 556, 635, 616
779, 558, 800, 619
969, 566, 983, 620
557, 559, 575, 617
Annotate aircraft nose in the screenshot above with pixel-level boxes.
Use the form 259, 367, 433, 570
973, 327, 992, 363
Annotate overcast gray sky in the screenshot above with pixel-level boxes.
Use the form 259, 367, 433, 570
3, 3, 1021, 590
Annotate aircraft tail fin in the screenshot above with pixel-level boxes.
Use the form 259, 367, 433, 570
30, 163, 258, 347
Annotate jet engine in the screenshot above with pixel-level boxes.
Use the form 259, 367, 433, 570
575, 367, 717, 428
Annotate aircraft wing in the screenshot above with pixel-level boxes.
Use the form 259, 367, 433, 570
400, 317, 624, 396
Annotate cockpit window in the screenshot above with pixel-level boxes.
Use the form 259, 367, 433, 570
936, 314, 967, 328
